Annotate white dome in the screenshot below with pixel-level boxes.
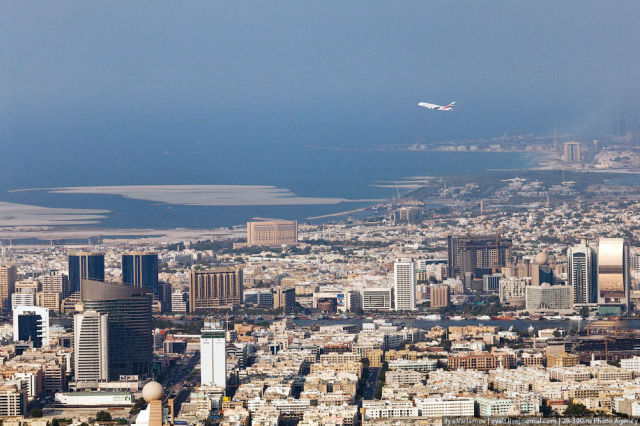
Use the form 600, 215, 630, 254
141, 381, 164, 402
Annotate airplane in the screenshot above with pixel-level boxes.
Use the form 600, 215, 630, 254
417, 101, 455, 111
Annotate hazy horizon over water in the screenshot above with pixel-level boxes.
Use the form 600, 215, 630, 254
1, 148, 533, 229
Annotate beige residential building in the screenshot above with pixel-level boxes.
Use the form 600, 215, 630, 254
189, 267, 243, 311
36, 292, 61, 313
0, 265, 17, 308
547, 352, 579, 368
247, 219, 298, 247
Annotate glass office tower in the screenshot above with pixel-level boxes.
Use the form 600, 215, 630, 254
121, 252, 159, 294
69, 252, 104, 294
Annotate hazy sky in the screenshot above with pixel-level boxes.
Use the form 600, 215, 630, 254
1, 1, 639, 187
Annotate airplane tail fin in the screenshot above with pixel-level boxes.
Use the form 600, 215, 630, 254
444, 101, 455, 110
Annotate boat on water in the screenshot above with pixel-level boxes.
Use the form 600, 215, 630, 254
491, 315, 515, 321
569, 315, 583, 321
476, 315, 491, 321
450, 315, 464, 321
420, 314, 442, 321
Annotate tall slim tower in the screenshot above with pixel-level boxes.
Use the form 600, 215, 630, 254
597, 238, 630, 313
121, 252, 159, 294
201, 326, 226, 388
0, 264, 17, 309
69, 253, 104, 295
74, 309, 109, 385
568, 242, 597, 304
394, 259, 416, 311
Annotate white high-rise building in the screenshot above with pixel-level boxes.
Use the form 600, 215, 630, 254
13, 306, 49, 348
11, 292, 35, 310
201, 326, 226, 388
568, 242, 597, 304
394, 259, 416, 311
74, 310, 109, 384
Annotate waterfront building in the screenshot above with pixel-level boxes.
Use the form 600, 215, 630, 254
499, 277, 530, 306
530, 252, 554, 286
394, 259, 416, 311
171, 289, 188, 313
525, 284, 573, 312
482, 273, 503, 293
244, 288, 274, 307
430, 284, 449, 308
246, 219, 298, 247
361, 287, 392, 311
568, 241, 598, 304
563, 141, 581, 163
0, 264, 17, 309
74, 309, 109, 385
80, 279, 152, 380
447, 234, 512, 278
13, 306, 49, 348
597, 238, 630, 313
189, 267, 243, 311
69, 252, 104, 294
201, 326, 226, 388
121, 252, 159, 294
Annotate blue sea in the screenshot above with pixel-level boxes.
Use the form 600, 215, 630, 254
1, 146, 532, 229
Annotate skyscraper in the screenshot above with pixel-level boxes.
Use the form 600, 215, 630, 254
0, 264, 17, 309
189, 266, 243, 312
13, 306, 49, 348
74, 309, 109, 385
597, 238, 630, 313
69, 253, 104, 295
201, 326, 226, 388
447, 234, 512, 279
568, 242, 598, 304
80, 279, 152, 380
394, 259, 416, 311
121, 252, 159, 294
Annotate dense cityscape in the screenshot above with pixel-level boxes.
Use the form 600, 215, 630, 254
4, 1, 640, 425
1, 136, 640, 425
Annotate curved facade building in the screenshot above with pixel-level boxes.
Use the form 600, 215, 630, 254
597, 238, 629, 312
80, 279, 152, 380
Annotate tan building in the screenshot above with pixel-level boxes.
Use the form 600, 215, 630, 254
36, 292, 61, 313
447, 351, 516, 371
246, 219, 298, 247
310, 362, 362, 379
15, 280, 40, 293
0, 264, 17, 309
189, 267, 243, 311
430, 284, 449, 308
547, 352, 579, 368
368, 349, 383, 368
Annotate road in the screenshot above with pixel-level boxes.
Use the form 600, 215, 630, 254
363, 367, 380, 400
